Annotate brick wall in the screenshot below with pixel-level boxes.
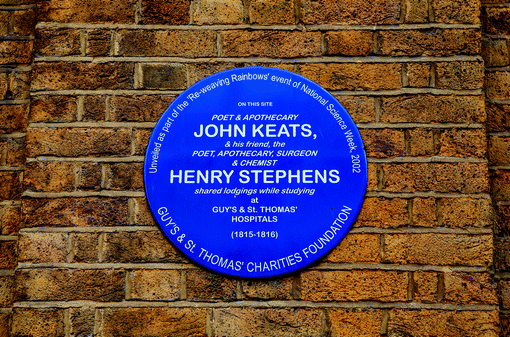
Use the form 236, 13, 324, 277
0, 0, 506, 336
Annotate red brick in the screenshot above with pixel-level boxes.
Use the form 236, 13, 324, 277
482, 37, 510, 67
328, 309, 383, 337
0, 171, 21, 200
388, 309, 499, 336
24, 161, 75, 192
110, 95, 174, 122
360, 129, 405, 158
141, 0, 190, 25
131, 197, 156, 225
16, 269, 125, 301
300, 63, 402, 91
249, 0, 295, 25
32, 62, 133, 90
301, 0, 400, 25
37, 0, 137, 23
491, 170, 510, 201
0, 241, 16, 269
71, 232, 99, 262
186, 270, 237, 301
413, 271, 438, 303
212, 308, 323, 336
11, 308, 65, 337
77, 162, 101, 191
86, 29, 111, 56
192, 0, 244, 25
30, 95, 77, 122
241, 277, 294, 300
335, 96, 375, 123
379, 29, 481, 56
407, 62, 431, 87
105, 162, 144, 191
34, 28, 81, 56
381, 95, 484, 123
433, 0, 480, 24
118, 30, 216, 57
483, 7, 510, 35
103, 231, 186, 263
403, 0, 428, 23
383, 234, 493, 266
22, 197, 129, 227
440, 198, 493, 229
0, 104, 28, 133
382, 163, 488, 193
435, 61, 484, 90
222, 31, 321, 58
325, 233, 381, 263
437, 128, 486, 158
487, 102, 510, 132
0, 40, 32, 64
0, 204, 21, 235
100, 307, 207, 336
17, 232, 67, 263
301, 270, 408, 302
129, 269, 180, 300
486, 71, 510, 99
356, 197, 409, 228
0, 275, 13, 307
412, 197, 437, 227
325, 31, 373, 56
26, 127, 131, 157
443, 272, 497, 305
141, 63, 187, 90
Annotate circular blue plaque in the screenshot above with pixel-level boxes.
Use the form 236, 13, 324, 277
144, 67, 367, 278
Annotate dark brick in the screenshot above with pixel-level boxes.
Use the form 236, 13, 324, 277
141, 63, 187, 90
141, 0, 190, 25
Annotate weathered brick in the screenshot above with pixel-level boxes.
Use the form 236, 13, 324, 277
495, 204, 510, 236
382, 163, 488, 193
328, 309, 383, 337
367, 163, 378, 192
249, 0, 295, 25
11, 308, 65, 337
71, 232, 99, 263
77, 162, 101, 191
487, 102, 510, 132
325, 31, 373, 56
213, 308, 323, 336
189, 62, 242, 83
0, 11, 9, 35
69, 307, 95, 337
360, 129, 405, 158
105, 162, 143, 191
0, 275, 13, 307
502, 314, 510, 337
495, 239, 510, 271
379, 29, 481, 56
438, 128, 487, 158
141, 63, 187, 90
37, 0, 137, 23
82, 95, 106, 121
186, 270, 237, 301
17, 232, 67, 263
129, 269, 180, 300
301, 0, 400, 25
300, 63, 402, 91
3, 137, 25, 166
0, 171, 21, 200
22, 197, 129, 227
30, 95, 77, 122
501, 279, 510, 309
381, 95, 484, 123
413, 271, 438, 303
383, 234, 493, 266
9, 70, 30, 100
222, 31, 321, 58
486, 71, 510, 99
0, 104, 28, 133
355, 197, 409, 228
118, 30, 216, 57
491, 169, 510, 201
131, 197, 156, 225
141, 0, 190, 24
86, 29, 111, 56
403, 0, 428, 23
407, 128, 434, 156
24, 161, 75, 192
13, 9, 35, 36
192, 0, 244, 25
0, 40, 32, 64
387, 309, 499, 337
482, 37, 510, 67
412, 197, 436, 227
433, 0, 480, 24
443, 272, 497, 305
435, 61, 484, 90
301, 270, 408, 302
0, 72, 7, 99
325, 233, 381, 263
100, 307, 207, 336
16, 269, 125, 301
103, 231, 186, 263
335, 96, 375, 123
110, 95, 174, 122
0, 312, 10, 337
441, 198, 491, 231
483, 6, 510, 35
407, 62, 430, 87
26, 127, 131, 157
0, 204, 21, 235
490, 135, 510, 165
34, 28, 81, 56
242, 277, 294, 300
32, 62, 134, 90
0, 241, 17, 269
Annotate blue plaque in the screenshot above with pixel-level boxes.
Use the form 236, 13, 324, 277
144, 67, 367, 278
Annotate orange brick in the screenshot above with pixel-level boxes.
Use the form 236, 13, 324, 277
433, 0, 480, 24
17, 232, 67, 263
443, 272, 497, 305
186, 270, 237, 301
192, 0, 244, 24
437, 128, 486, 158
324, 31, 373, 56
328, 309, 383, 337
325, 233, 381, 263
356, 197, 409, 228
407, 129, 435, 156
0, 171, 21, 200
0, 275, 13, 307
491, 170, 510, 201
0, 204, 21, 235
413, 271, 438, 303
435, 61, 484, 90
0, 312, 10, 337
0, 40, 32, 64
501, 279, 510, 309
37, 0, 137, 23
335, 96, 375, 123
360, 129, 405, 158
241, 277, 294, 300
129, 269, 180, 300
440, 198, 493, 229
412, 197, 437, 227
0, 104, 28, 133
485, 71, 510, 99
249, 0, 295, 25
30, 95, 77, 122
141, 0, 190, 25
11, 308, 65, 337
407, 63, 431, 87
111, 95, 173, 122
487, 102, 510, 132
24, 161, 75, 192
402, 0, 428, 23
